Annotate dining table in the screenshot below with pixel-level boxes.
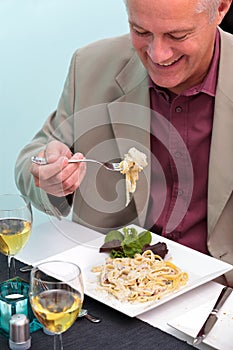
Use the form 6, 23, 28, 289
0, 254, 196, 350
0, 218, 232, 350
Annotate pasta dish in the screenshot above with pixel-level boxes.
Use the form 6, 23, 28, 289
119, 147, 148, 206
92, 250, 188, 303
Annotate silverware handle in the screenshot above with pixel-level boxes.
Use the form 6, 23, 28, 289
68, 159, 100, 165
31, 156, 101, 166
20, 265, 33, 272
213, 286, 232, 312
84, 312, 101, 323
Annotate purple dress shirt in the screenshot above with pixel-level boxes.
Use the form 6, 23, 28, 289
145, 31, 220, 254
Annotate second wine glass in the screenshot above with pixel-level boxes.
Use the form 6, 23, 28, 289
29, 260, 84, 350
0, 193, 32, 279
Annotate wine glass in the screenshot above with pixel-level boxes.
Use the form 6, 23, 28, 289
0, 193, 32, 279
29, 261, 84, 350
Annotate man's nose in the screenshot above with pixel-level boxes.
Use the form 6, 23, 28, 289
146, 36, 173, 64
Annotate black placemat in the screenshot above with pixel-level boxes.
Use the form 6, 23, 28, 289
0, 256, 194, 350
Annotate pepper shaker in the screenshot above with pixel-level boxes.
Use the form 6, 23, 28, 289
9, 314, 31, 350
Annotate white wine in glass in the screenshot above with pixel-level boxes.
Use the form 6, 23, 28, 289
30, 261, 84, 350
0, 194, 32, 279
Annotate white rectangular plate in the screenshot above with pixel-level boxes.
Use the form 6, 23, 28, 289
83, 224, 232, 317
168, 291, 233, 350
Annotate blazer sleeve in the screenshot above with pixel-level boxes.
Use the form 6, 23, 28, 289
14, 51, 78, 218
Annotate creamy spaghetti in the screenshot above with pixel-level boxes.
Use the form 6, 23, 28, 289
92, 250, 188, 303
119, 147, 147, 206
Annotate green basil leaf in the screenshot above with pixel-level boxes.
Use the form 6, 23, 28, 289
110, 249, 125, 258
138, 230, 152, 247
104, 230, 124, 243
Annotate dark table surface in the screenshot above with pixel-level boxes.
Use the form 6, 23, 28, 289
0, 255, 195, 350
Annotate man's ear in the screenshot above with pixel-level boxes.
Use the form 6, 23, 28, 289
216, 0, 232, 25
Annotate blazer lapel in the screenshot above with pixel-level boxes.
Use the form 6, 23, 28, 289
208, 30, 233, 235
107, 52, 151, 226
208, 91, 233, 234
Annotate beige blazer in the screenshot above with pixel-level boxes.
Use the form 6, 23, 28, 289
15, 29, 233, 284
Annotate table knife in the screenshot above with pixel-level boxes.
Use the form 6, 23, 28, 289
20, 264, 33, 272
193, 286, 232, 345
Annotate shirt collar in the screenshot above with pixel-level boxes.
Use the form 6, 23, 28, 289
149, 29, 220, 98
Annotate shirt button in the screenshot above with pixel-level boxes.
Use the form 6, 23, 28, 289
175, 106, 182, 113
174, 151, 182, 158
178, 189, 184, 196
167, 233, 174, 240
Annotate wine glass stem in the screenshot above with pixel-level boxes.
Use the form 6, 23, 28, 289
8, 256, 16, 279
54, 334, 64, 350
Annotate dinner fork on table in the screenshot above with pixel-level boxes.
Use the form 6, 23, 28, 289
31, 156, 121, 172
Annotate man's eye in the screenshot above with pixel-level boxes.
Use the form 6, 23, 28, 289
169, 33, 188, 41
132, 27, 150, 37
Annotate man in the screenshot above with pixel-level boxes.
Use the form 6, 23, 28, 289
15, 0, 233, 285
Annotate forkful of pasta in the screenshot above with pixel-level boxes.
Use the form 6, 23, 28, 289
31, 147, 147, 206
119, 147, 148, 206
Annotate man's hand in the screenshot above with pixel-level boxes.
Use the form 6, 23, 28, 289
30, 140, 86, 197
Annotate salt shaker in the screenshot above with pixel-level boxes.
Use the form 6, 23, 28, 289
9, 314, 31, 350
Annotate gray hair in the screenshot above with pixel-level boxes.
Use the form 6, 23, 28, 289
123, 0, 220, 22
195, 0, 220, 22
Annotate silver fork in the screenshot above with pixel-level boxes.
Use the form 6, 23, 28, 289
78, 308, 101, 323
31, 156, 121, 172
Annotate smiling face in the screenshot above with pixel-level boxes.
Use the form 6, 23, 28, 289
126, 0, 228, 94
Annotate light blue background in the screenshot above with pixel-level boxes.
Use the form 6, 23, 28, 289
0, 0, 128, 223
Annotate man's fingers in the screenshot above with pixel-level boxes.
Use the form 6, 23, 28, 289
30, 156, 69, 180
45, 140, 72, 163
